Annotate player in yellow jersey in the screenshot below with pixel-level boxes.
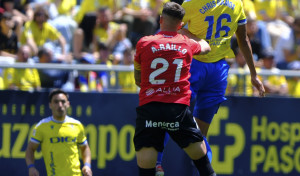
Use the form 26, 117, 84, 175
178, 0, 265, 164
25, 89, 92, 176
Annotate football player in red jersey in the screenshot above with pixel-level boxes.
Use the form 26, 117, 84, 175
133, 2, 216, 176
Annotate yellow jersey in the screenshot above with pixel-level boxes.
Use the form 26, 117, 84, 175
226, 67, 253, 96
30, 116, 87, 176
182, 0, 247, 63
253, 0, 277, 20
287, 78, 300, 98
118, 70, 137, 93
93, 21, 120, 43
276, 0, 299, 16
50, 0, 76, 15
242, 0, 256, 18
126, 0, 150, 10
20, 21, 62, 47
74, 0, 118, 23
150, 0, 170, 14
0, 76, 3, 90
3, 68, 41, 91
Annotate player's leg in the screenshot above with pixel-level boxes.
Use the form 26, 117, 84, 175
136, 147, 158, 176
134, 102, 167, 176
193, 103, 221, 163
168, 104, 216, 176
156, 133, 169, 176
194, 104, 221, 136
191, 59, 229, 163
189, 59, 212, 163
203, 136, 212, 163
183, 141, 216, 176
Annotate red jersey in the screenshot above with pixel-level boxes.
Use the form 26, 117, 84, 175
134, 31, 202, 106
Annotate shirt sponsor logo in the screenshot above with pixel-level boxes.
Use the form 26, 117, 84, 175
145, 86, 181, 96
156, 86, 181, 94
146, 88, 155, 96
50, 136, 77, 143
145, 120, 179, 131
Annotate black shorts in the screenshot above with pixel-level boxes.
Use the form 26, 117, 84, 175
133, 102, 203, 152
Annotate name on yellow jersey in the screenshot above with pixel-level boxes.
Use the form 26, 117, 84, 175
199, 0, 236, 14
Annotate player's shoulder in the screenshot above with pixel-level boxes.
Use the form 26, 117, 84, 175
181, 0, 193, 9
179, 33, 191, 40
182, 0, 192, 4
35, 116, 52, 128
136, 34, 158, 47
65, 116, 83, 125
178, 34, 198, 44
138, 34, 157, 43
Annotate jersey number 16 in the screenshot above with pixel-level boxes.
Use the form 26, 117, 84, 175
205, 14, 231, 40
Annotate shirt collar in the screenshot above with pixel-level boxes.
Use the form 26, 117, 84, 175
158, 31, 178, 37
51, 116, 68, 123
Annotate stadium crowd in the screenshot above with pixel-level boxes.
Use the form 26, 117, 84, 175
0, 0, 299, 97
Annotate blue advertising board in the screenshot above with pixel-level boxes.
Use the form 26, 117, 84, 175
0, 90, 300, 176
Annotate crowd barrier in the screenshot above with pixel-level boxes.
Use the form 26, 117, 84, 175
0, 90, 299, 176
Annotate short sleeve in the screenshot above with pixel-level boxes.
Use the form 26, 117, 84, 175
134, 40, 143, 70
30, 124, 43, 144
237, 1, 247, 26
77, 123, 87, 146
188, 38, 202, 55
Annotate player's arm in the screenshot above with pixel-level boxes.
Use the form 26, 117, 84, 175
80, 144, 92, 176
134, 58, 141, 87
197, 39, 211, 55
179, 28, 211, 54
235, 24, 265, 97
25, 141, 40, 176
134, 69, 141, 87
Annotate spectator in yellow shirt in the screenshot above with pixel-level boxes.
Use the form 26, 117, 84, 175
3, 45, 41, 91
259, 52, 289, 96
253, 0, 279, 22
116, 0, 166, 46
284, 62, 300, 97
118, 48, 138, 93
73, 7, 131, 64
74, 0, 120, 24
20, 6, 67, 61
226, 48, 255, 97
0, 71, 3, 90
92, 7, 131, 64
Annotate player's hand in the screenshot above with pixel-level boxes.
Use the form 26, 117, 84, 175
82, 166, 92, 176
29, 167, 39, 176
251, 76, 265, 97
